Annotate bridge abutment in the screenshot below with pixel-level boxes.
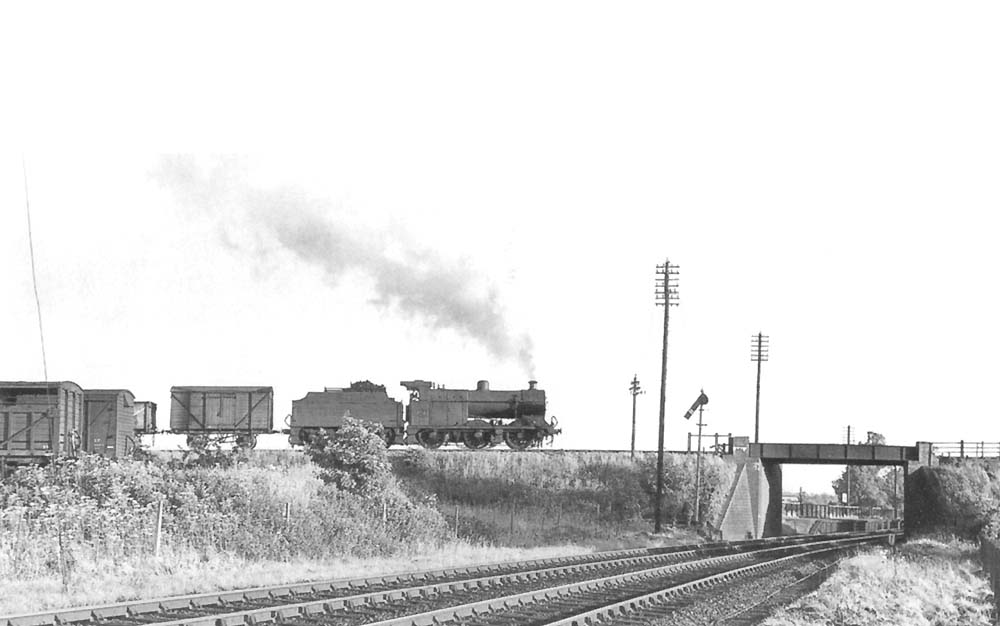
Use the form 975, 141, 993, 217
763, 461, 783, 537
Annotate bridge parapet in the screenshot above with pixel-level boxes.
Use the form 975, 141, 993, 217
749, 442, 918, 466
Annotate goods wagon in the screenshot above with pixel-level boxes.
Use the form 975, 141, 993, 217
134, 400, 157, 434
82, 389, 138, 458
401, 379, 557, 449
169, 386, 273, 448
289, 381, 404, 446
0, 381, 85, 464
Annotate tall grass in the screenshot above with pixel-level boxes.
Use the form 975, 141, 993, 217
0, 453, 448, 608
762, 535, 994, 625
392, 449, 733, 546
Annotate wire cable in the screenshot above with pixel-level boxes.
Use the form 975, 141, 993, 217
23, 155, 48, 381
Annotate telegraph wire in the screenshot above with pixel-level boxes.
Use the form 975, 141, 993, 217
22, 155, 48, 381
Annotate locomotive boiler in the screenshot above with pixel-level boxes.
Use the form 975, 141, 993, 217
400, 379, 556, 450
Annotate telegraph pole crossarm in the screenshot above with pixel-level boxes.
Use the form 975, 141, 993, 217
654, 259, 680, 534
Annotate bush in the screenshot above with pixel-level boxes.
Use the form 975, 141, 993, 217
0, 450, 448, 586
303, 418, 392, 496
909, 463, 1000, 538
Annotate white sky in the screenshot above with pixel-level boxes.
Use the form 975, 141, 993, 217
2, 1, 998, 492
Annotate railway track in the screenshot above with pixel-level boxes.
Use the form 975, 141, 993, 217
386, 447, 687, 454
2, 531, 897, 626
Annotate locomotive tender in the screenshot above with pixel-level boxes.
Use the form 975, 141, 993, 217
290, 379, 559, 450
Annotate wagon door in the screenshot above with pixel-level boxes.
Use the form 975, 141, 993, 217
205, 392, 237, 429
84, 398, 114, 455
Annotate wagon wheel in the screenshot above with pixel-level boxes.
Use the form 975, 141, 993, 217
503, 428, 535, 450
235, 434, 258, 450
416, 429, 445, 449
380, 428, 397, 447
462, 420, 493, 450
296, 429, 314, 446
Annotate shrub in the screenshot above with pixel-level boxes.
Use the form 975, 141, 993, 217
909, 463, 1000, 538
0, 450, 448, 587
303, 418, 392, 496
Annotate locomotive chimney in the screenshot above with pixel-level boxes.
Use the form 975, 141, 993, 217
477, 380, 490, 391
528, 380, 537, 390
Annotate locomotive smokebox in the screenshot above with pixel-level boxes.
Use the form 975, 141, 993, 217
528, 380, 537, 390
477, 380, 490, 391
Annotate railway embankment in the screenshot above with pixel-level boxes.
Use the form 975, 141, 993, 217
0, 436, 738, 613
0, 426, 455, 613
391, 448, 734, 548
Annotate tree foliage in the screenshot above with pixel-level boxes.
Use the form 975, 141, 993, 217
831, 431, 901, 508
304, 418, 392, 497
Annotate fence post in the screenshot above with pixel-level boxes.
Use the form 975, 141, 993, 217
284, 502, 291, 527
509, 502, 515, 541
153, 499, 164, 558
454, 504, 459, 537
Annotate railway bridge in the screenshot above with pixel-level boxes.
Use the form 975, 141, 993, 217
714, 440, 938, 539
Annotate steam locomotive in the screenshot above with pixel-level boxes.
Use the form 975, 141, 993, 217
289, 379, 559, 450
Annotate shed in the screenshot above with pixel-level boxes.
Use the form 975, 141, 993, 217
0, 381, 85, 463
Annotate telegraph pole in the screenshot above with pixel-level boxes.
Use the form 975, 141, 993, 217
654, 259, 680, 533
629, 375, 644, 460
845, 425, 852, 506
750, 332, 769, 443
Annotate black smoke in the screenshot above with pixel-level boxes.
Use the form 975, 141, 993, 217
154, 155, 535, 373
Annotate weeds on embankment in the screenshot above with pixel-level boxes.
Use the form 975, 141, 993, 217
392, 449, 734, 546
0, 439, 728, 613
763, 535, 994, 626
0, 449, 449, 613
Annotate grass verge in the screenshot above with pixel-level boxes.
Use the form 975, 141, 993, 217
762, 534, 994, 626
0, 540, 593, 615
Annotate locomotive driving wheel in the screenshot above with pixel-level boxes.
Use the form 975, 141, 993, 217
416, 429, 445, 449
462, 420, 493, 449
503, 423, 535, 450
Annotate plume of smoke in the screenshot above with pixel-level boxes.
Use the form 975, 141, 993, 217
154, 155, 535, 374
